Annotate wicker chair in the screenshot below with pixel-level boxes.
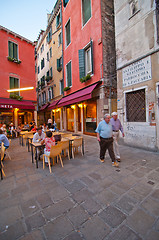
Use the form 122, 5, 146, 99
72, 137, 83, 159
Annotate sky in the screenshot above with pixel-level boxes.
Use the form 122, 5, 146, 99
0, 0, 57, 42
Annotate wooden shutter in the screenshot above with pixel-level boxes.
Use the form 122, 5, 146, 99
78, 49, 85, 79
14, 43, 18, 59
67, 62, 72, 87
8, 41, 13, 58
10, 77, 14, 89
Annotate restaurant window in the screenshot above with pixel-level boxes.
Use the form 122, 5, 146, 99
67, 106, 74, 131
9, 77, 19, 96
84, 99, 97, 133
82, 0, 92, 26
65, 19, 71, 47
8, 41, 18, 59
55, 109, 60, 130
0, 111, 13, 126
66, 61, 72, 87
126, 88, 146, 122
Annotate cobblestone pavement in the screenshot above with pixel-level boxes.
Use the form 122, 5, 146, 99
0, 135, 159, 240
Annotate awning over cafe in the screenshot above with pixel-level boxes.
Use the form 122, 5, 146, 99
0, 98, 35, 110
48, 100, 60, 110
40, 103, 50, 111
57, 82, 98, 107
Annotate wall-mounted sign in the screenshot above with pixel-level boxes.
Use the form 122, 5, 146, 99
122, 56, 152, 87
0, 105, 13, 108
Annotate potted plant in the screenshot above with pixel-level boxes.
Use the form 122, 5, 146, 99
80, 74, 91, 83
63, 86, 70, 91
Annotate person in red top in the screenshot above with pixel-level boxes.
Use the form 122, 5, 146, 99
41, 131, 55, 163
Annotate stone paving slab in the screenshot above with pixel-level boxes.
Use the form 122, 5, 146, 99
0, 136, 159, 240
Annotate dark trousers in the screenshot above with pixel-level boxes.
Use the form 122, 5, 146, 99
99, 137, 116, 162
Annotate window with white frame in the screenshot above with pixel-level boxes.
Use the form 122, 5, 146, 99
129, 0, 139, 17
66, 61, 72, 87
48, 87, 53, 101
60, 79, 64, 95
65, 19, 71, 47
58, 32, 62, 46
126, 88, 146, 122
9, 77, 19, 96
82, 0, 91, 26
42, 91, 46, 105
78, 40, 93, 79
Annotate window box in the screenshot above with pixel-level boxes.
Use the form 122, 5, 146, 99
63, 86, 70, 91
7, 56, 21, 64
10, 94, 23, 101
80, 74, 91, 83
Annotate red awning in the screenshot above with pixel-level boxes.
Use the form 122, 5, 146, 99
40, 103, 50, 111
48, 100, 60, 110
57, 83, 98, 107
0, 98, 35, 110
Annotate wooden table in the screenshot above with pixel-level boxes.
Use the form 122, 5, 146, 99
19, 131, 28, 146
27, 136, 34, 152
30, 142, 45, 168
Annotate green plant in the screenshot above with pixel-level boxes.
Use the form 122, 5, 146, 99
7, 56, 21, 64
10, 94, 23, 101
80, 74, 91, 83
63, 86, 70, 91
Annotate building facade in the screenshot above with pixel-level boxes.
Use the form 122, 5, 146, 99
36, 0, 63, 127
114, 0, 159, 150
0, 25, 36, 127
52, 0, 117, 135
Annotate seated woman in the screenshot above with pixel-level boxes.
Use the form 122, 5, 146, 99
41, 131, 55, 164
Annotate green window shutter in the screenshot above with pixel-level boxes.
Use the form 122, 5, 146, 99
57, 59, 60, 69
83, 0, 91, 25
67, 62, 72, 87
14, 43, 18, 59
8, 41, 13, 58
10, 77, 14, 89
66, 20, 70, 46
56, 15, 59, 27
78, 49, 85, 79
90, 40, 94, 74
50, 67, 53, 77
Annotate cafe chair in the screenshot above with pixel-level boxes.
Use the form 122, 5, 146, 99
0, 143, 6, 179
54, 134, 61, 143
43, 143, 63, 173
72, 137, 83, 159
61, 140, 70, 160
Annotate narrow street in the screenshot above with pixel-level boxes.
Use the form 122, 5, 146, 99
0, 135, 159, 240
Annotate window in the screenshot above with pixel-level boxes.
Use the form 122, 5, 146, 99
46, 27, 52, 43
56, 12, 61, 28
48, 87, 53, 101
40, 44, 44, 53
41, 58, 45, 70
60, 79, 64, 95
82, 0, 91, 26
38, 66, 40, 74
49, 47, 52, 58
57, 57, 62, 72
156, 0, 159, 44
78, 40, 93, 79
63, 0, 69, 7
65, 19, 71, 47
47, 52, 49, 61
42, 91, 46, 104
50, 67, 53, 77
41, 76, 45, 88
129, 0, 139, 17
35, 64, 37, 74
39, 94, 41, 106
58, 32, 62, 46
8, 41, 18, 59
126, 89, 146, 122
9, 77, 19, 96
66, 61, 72, 87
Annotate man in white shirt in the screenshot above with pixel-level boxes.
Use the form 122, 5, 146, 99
33, 127, 45, 159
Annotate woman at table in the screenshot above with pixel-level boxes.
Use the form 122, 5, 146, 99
41, 131, 55, 164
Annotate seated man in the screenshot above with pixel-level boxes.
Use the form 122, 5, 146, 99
0, 129, 10, 160
33, 127, 45, 159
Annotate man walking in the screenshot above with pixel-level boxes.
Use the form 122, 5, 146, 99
110, 112, 124, 162
96, 114, 119, 167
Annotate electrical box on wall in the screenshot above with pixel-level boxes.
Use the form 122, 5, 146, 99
104, 105, 108, 110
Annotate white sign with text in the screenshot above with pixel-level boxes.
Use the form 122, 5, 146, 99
122, 56, 152, 87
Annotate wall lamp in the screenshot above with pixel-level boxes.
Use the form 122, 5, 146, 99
7, 87, 34, 92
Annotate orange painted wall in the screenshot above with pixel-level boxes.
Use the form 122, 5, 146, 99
62, 0, 103, 94
0, 28, 36, 101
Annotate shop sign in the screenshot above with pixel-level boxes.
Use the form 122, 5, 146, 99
0, 104, 13, 109
122, 56, 152, 87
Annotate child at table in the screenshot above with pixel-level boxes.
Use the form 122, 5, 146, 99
41, 131, 55, 164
